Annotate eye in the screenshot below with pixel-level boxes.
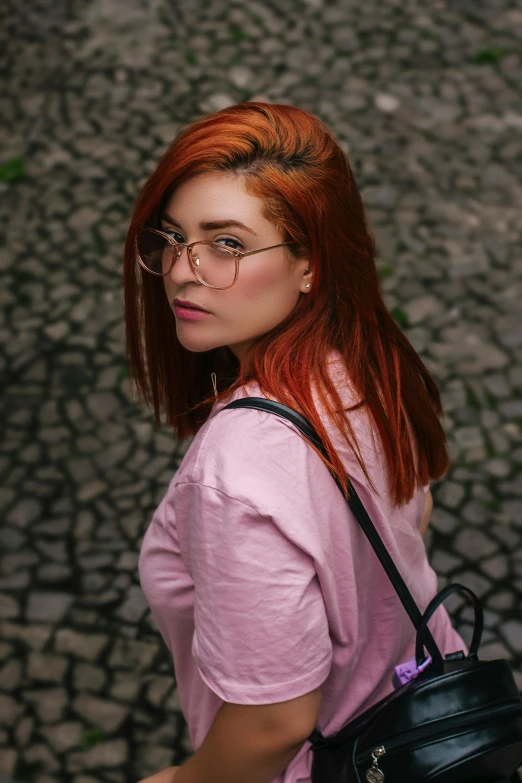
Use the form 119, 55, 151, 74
215, 237, 243, 251
162, 228, 184, 243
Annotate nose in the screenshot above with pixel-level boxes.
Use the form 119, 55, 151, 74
168, 243, 200, 286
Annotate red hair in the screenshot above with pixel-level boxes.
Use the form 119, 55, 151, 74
123, 102, 449, 504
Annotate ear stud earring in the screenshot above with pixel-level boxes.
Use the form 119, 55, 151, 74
305, 283, 311, 288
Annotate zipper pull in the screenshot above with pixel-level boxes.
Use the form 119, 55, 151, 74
365, 746, 386, 782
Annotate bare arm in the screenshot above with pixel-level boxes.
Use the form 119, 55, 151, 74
420, 489, 433, 539
170, 687, 321, 783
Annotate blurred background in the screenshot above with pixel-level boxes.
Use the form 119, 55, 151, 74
1, 0, 521, 781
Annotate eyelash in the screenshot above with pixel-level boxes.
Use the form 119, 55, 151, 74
162, 228, 244, 251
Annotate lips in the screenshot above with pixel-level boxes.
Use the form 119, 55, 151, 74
173, 299, 209, 312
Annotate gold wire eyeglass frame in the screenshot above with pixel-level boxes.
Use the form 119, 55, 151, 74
135, 227, 293, 290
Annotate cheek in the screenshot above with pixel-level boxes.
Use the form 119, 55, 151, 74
239, 261, 284, 301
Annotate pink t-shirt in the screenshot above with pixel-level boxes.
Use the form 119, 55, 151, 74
139, 351, 465, 783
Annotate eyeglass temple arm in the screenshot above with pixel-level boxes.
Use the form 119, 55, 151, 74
242, 242, 293, 257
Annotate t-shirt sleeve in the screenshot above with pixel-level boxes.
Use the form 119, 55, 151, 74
173, 481, 332, 705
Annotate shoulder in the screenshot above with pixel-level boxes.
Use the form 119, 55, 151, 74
174, 350, 368, 500
177, 380, 308, 507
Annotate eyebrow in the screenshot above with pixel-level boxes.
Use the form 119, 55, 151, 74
160, 212, 258, 237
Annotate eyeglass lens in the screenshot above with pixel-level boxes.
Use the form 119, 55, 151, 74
137, 229, 237, 289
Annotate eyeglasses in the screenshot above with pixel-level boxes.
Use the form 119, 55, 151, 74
135, 227, 292, 290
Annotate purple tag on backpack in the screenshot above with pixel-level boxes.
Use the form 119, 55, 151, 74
392, 655, 432, 688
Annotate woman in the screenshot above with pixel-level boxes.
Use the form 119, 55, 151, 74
124, 102, 465, 783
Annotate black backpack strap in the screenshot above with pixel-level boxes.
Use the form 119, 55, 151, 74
223, 396, 442, 665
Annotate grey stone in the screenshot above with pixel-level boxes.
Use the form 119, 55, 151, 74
86, 391, 120, 422
403, 295, 443, 325
72, 694, 129, 733
450, 570, 491, 598
23, 687, 66, 723
75, 510, 96, 538
94, 440, 131, 469
6, 498, 41, 527
38, 564, 72, 582
33, 517, 70, 535
44, 321, 69, 340
201, 93, 235, 113
72, 777, 102, 783
83, 588, 121, 605
108, 638, 158, 671
339, 93, 368, 112
97, 365, 121, 389
116, 551, 139, 570
501, 621, 522, 653
436, 481, 465, 509
487, 591, 514, 610
0, 594, 19, 619
23, 743, 60, 772
0, 748, 17, 777
112, 573, 131, 590
77, 480, 107, 501
67, 740, 128, 772
27, 652, 69, 682
461, 501, 489, 525
489, 429, 510, 455
40, 721, 83, 753
0, 621, 52, 650
0, 659, 22, 690
35, 538, 69, 562
67, 458, 97, 483
116, 585, 149, 623
15, 714, 34, 747
145, 675, 173, 707
135, 745, 175, 777
479, 641, 513, 661
499, 400, 522, 419
480, 555, 509, 580
73, 662, 107, 692
374, 93, 400, 112
0, 527, 25, 553
502, 500, 522, 526
26, 591, 74, 623
483, 373, 511, 398
454, 427, 483, 449
228, 65, 253, 88
492, 527, 520, 549
69, 206, 99, 231
110, 671, 141, 702
454, 529, 498, 559
482, 458, 511, 477
430, 508, 459, 534
0, 571, 29, 590
430, 550, 462, 574
0, 694, 23, 725
164, 687, 182, 712
0, 489, 15, 512
78, 552, 114, 569
54, 628, 109, 660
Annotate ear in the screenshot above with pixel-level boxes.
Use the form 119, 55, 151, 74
300, 264, 313, 293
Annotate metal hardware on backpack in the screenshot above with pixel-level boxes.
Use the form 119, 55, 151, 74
223, 398, 522, 783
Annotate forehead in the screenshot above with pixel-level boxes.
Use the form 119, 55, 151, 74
165, 172, 264, 222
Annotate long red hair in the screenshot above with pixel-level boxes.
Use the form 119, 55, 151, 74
123, 102, 449, 504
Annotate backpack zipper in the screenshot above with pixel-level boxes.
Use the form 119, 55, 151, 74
358, 701, 522, 767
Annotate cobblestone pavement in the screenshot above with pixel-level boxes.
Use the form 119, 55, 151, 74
1, 0, 522, 780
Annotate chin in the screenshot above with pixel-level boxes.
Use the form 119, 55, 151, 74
176, 333, 226, 354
